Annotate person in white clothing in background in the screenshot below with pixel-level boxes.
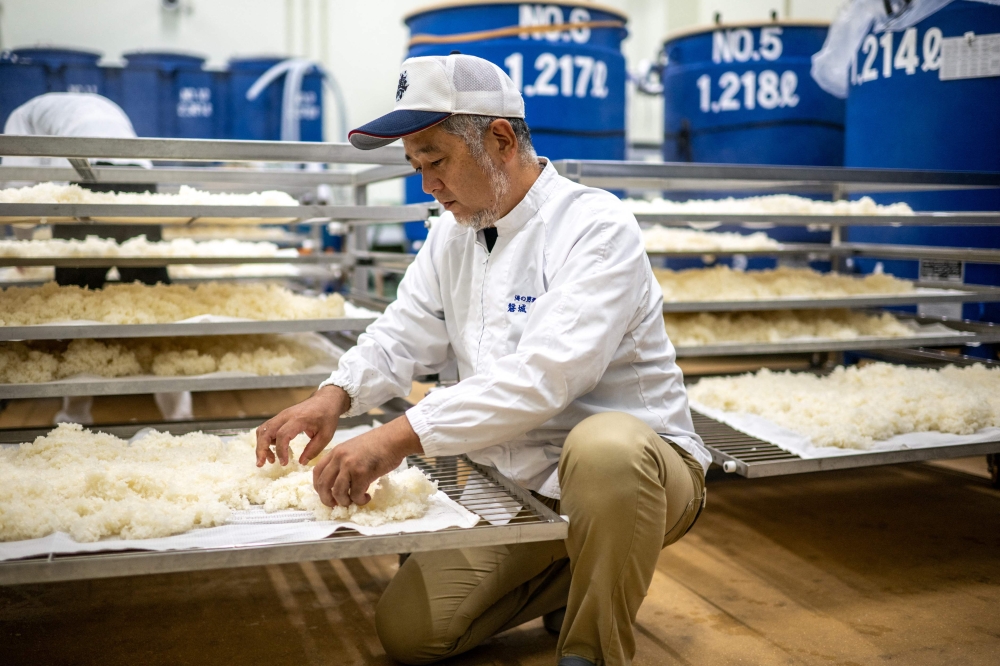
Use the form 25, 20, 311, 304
3, 93, 192, 424
255, 54, 708, 666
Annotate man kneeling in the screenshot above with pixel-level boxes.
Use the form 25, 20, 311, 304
256, 54, 709, 666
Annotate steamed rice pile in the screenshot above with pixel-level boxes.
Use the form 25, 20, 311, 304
0, 334, 330, 383
0, 282, 345, 325
664, 310, 913, 346
689, 363, 1000, 449
0, 424, 438, 542
0, 235, 291, 258
656, 265, 914, 302
643, 226, 781, 252
0, 183, 298, 206
624, 194, 914, 216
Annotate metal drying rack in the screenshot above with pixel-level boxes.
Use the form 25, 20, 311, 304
554, 159, 1000, 477
692, 350, 1000, 478
0, 436, 566, 586
0, 135, 431, 400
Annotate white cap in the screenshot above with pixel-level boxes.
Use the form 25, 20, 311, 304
349, 53, 525, 150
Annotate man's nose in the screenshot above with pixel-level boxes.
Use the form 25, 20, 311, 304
421, 172, 442, 196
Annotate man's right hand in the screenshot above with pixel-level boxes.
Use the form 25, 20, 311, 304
255, 385, 351, 467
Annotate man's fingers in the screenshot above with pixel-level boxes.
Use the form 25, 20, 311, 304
331, 469, 353, 507
255, 418, 279, 467
315, 453, 339, 507
273, 422, 306, 466
349, 475, 372, 507
299, 424, 335, 465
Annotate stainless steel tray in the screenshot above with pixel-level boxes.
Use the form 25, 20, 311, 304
646, 242, 1000, 265
0, 370, 336, 399
660, 283, 1000, 313
635, 212, 1000, 227
0, 202, 430, 223
0, 255, 349, 267
695, 410, 1000, 478
674, 332, 983, 358
0, 317, 377, 341
553, 159, 1000, 195
0, 449, 567, 585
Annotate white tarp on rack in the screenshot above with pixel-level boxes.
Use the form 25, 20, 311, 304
692, 402, 1000, 459
0, 425, 480, 563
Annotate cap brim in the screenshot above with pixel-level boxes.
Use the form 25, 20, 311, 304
348, 109, 452, 150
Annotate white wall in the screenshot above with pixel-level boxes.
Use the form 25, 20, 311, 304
0, 0, 842, 147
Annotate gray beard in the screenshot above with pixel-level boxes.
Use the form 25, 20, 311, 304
453, 153, 511, 233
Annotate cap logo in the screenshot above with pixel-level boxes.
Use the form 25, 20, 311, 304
396, 71, 409, 102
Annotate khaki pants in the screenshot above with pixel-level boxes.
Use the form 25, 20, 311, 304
375, 412, 706, 666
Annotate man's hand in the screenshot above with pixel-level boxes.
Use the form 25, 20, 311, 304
313, 415, 423, 507
256, 385, 351, 467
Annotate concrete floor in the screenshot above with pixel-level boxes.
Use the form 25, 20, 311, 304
2, 458, 997, 665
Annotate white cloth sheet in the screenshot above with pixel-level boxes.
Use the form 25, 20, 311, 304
0, 493, 479, 562
691, 402, 1000, 460
0, 424, 481, 562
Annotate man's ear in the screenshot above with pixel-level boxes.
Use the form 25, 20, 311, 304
489, 119, 518, 163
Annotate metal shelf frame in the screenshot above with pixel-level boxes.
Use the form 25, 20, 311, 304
0, 447, 568, 586
0, 135, 408, 167
0, 255, 348, 267
0, 163, 415, 188
0, 370, 338, 400
554, 159, 1000, 195
634, 211, 1000, 227
646, 242, 1000, 264
660, 282, 1000, 314
0, 202, 431, 224
0, 316, 378, 342
694, 409, 1000, 478
694, 349, 1000, 478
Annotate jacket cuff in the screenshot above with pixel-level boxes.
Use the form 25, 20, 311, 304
318, 372, 365, 418
405, 403, 443, 456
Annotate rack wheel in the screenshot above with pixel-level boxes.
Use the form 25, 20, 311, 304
988, 454, 1000, 489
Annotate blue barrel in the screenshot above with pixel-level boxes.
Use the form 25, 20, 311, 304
660, 22, 842, 250
844, 1, 1000, 323
226, 56, 324, 142
401, 1, 629, 247
113, 51, 216, 139
662, 22, 844, 165
0, 47, 103, 129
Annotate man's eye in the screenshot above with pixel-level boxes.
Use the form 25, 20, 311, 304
431, 159, 444, 167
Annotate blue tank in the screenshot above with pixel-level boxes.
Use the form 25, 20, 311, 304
844, 1, 1000, 322
662, 22, 844, 166
401, 1, 629, 248
661, 22, 843, 249
112, 51, 217, 139
226, 56, 324, 142
0, 47, 103, 129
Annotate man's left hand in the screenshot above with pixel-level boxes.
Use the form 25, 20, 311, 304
313, 414, 424, 507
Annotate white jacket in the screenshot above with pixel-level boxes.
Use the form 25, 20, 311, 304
323, 160, 709, 498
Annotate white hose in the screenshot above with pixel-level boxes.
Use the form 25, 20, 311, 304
245, 58, 349, 142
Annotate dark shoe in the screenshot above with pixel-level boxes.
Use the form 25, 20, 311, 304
543, 606, 566, 634
558, 657, 595, 666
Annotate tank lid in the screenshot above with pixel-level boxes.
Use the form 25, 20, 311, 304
122, 50, 207, 65
228, 55, 292, 68
664, 19, 829, 44
404, 0, 628, 24
10, 45, 103, 60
